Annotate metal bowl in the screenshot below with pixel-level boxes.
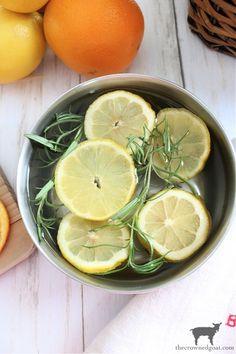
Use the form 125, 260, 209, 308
17, 74, 236, 293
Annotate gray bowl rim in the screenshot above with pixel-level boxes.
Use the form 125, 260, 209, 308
17, 73, 236, 294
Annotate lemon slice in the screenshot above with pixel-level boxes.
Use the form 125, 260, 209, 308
0, 200, 10, 253
55, 139, 136, 221
84, 90, 155, 147
137, 189, 211, 262
153, 108, 211, 182
57, 213, 130, 274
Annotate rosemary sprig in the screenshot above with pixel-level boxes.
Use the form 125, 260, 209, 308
33, 180, 55, 242
27, 111, 84, 159
27, 111, 84, 242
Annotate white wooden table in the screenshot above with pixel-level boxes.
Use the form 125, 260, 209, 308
0, 1, 235, 353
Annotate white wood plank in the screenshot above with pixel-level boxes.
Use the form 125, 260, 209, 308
82, 0, 183, 349
0, 253, 83, 353
82, 285, 132, 349
129, 0, 183, 85
174, 0, 236, 139
0, 49, 83, 353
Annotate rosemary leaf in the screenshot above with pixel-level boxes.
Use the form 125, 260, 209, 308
35, 179, 54, 201
25, 134, 61, 152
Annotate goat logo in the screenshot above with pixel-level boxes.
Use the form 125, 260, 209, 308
190, 323, 222, 345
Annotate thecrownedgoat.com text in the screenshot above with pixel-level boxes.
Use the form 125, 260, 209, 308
175, 344, 235, 352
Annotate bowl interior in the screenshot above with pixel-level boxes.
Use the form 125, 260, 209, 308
19, 75, 235, 292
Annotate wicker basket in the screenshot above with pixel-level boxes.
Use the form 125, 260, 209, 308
188, 0, 236, 57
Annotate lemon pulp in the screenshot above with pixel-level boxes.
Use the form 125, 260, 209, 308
57, 213, 130, 274
55, 139, 136, 221
137, 189, 211, 261
84, 90, 155, 148
154, 108, 211, 182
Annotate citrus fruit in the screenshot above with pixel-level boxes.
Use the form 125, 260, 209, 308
153, 108, 211, 182
0, 7, 46, 84
0, 200, 10, 252
55, 139, 136, 221
43, 0, 144, 75
57, 213, 130, 274
137, 189, 211, 262
0, 0, 49, 13
84, 90, 156, 148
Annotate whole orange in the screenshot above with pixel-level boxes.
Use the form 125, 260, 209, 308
44, 0, 144, 75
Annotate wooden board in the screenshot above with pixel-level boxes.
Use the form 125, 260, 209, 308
0, 171, 35, 275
